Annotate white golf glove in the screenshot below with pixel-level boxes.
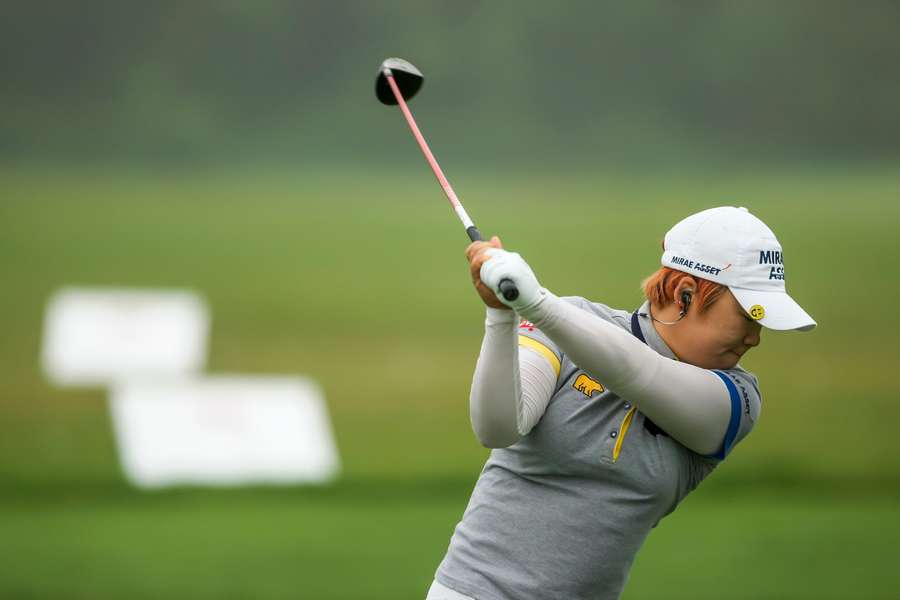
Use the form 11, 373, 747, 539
480, 248, 546, 315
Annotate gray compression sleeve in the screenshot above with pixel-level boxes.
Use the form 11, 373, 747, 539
469, 308, 558, 448
521, 292, 731, 455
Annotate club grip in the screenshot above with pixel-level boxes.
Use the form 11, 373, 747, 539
498, 279, 519, 301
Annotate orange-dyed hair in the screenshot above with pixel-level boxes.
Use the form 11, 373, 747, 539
642, 267, 727, 312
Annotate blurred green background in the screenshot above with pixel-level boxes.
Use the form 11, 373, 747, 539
2, 2, 899, 599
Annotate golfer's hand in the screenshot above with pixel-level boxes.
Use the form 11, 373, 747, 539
466, 236, 508, 310
479, 248, 544, 315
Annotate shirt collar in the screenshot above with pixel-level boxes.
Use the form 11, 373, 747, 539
635, 300, 679, 360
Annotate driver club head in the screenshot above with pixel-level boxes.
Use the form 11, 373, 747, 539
375, 57, 424, 105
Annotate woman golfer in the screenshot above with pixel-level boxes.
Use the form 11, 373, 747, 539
426, 206, 815, 600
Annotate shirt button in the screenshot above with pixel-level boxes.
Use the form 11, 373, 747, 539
610, 431, 618, 438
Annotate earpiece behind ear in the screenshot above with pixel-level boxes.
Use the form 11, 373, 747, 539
680, 291, 692, 317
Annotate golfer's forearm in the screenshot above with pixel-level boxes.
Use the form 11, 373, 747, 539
469, 308, 555, 447
522, 293, 731, 455
469, 309, 520, 447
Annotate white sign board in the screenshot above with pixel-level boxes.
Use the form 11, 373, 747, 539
109, 376, 340, 488
42, 288, 209, 386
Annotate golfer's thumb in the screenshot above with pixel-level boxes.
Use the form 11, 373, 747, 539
490, 235, 503, 249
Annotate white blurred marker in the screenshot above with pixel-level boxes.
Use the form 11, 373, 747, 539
109, 376, 340, 488
41, 287, 209, 386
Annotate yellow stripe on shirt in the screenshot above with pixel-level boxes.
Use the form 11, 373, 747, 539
612, 406, 637, 463
518, 335, 561, 377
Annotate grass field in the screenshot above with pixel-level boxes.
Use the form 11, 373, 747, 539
1, 165, 899, 598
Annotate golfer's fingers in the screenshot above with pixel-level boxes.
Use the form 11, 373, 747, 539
465, 236, 503, 262
465, 241, 489, 262
468, 245, 499, 280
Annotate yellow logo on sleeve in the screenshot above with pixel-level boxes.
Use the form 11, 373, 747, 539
573, 374, 604, 398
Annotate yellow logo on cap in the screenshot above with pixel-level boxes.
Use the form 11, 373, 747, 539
749, 305, 765, 320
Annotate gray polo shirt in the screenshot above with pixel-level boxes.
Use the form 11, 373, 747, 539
436, 297, 761, 600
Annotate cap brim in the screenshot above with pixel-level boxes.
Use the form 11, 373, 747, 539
730, 287, 817, 332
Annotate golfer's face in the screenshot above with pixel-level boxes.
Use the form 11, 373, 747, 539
692, 291, 762, 369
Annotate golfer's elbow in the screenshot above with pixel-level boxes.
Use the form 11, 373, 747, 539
470, 414, 521, 448
474, 430, 521, 449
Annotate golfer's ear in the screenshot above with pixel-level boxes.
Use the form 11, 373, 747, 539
672, 277, 697, 306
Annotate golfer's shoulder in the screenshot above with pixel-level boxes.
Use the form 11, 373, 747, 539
721, 364, 761, 396
558, 295, 631, 330
716, 364, 763, 421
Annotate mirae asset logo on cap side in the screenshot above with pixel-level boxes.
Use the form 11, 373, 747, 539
670, 250, 786, 282
669, 256, 726, 276
759, 250, 785, 281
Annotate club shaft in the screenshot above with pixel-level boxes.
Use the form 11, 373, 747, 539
383, 66, 519, 301
384, 70, 476, 232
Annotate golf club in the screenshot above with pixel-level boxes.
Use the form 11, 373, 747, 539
375, 57, 519, 302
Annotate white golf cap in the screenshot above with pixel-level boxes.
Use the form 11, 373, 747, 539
662, 206, 816, 331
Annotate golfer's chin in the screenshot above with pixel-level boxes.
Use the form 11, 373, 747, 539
697, 351, 742, 370
682, 352, 738, 370
720, 351, 743, 369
